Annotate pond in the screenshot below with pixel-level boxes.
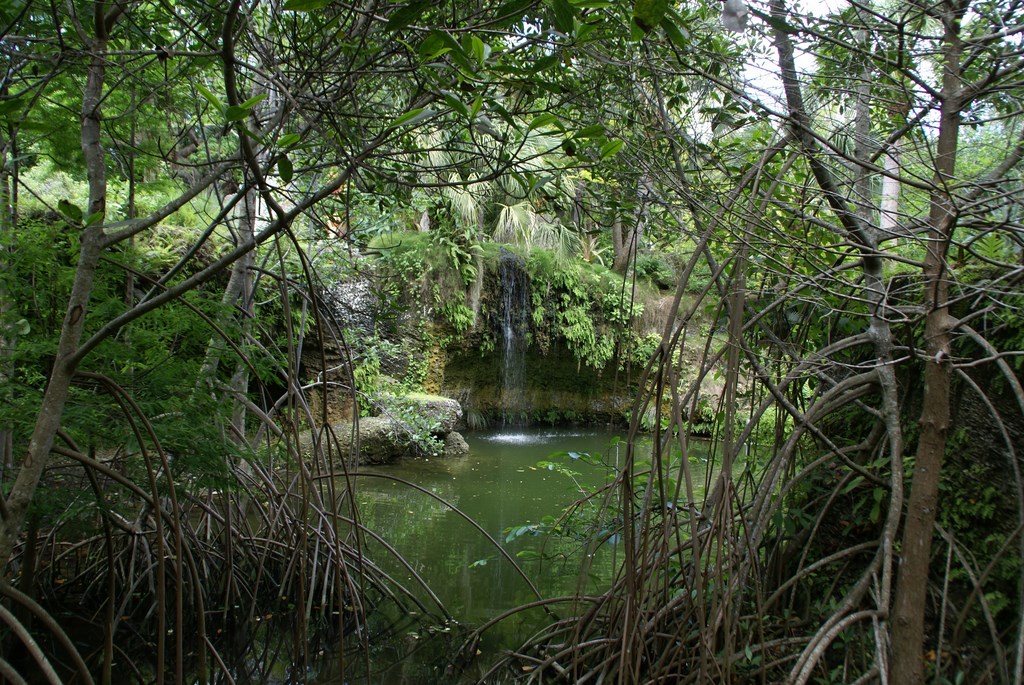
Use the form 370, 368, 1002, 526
310, 427, 713, 684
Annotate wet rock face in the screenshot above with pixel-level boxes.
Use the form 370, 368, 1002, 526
323, 275, 379, 337
441, 345, 635, 427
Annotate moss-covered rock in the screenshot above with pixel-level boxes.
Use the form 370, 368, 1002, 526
401, 393, 464, 433
444, 431, 470, 457
319, 393, 467, 465
333, 416, 404, 464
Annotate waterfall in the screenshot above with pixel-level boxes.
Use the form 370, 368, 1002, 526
497, 249, 530, 425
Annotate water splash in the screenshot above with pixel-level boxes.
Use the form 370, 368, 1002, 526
497, 249, 530, 425
482, 430, 594, 445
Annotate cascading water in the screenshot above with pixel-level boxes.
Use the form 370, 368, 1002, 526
497, 249, 530, 425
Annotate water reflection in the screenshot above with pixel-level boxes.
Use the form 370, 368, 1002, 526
354, 429, 622, 620
320, 427, 712, 683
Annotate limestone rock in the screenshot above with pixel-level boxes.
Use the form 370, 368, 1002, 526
444, 431, 470, 458
330, 416, 406, 465
402, 393, 465, 433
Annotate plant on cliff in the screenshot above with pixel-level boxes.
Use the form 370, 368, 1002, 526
527, 254, 650, 370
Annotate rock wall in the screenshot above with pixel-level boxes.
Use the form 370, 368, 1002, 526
440, 344, 636, 427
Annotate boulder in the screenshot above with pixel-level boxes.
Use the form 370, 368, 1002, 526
443, 431, 470, 458
318, 393, 468, 465
401, 393, 465, 433
328, 416, 406, 465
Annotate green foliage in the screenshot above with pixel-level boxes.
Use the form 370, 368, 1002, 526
369, 229, 481, 335
351, 338, 383, 396
526, 251, 645, 370
634, 252, 676, 289
937, 455, 1020, 632
19, 162, 220, 231
371, 394, 445, 457
439, 302, 474, 336
369, 234, 656, 375
0, 215, 247, 502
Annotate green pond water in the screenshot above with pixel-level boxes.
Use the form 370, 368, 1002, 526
308, 427, 712, 684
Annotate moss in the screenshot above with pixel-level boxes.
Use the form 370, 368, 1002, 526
405, 391, 451, 403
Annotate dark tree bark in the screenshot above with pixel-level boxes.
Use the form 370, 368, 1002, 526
890, 2, 965, 681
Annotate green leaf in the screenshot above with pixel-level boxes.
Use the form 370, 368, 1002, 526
530, 52, 561, 74
418, 33, 450, 58
84, 211, 104, 226
469, 35, 488, 65
390, 107, 436, 128
660, 15, 688, 48
841, 476, 865, 495
754, 7, 796, 35
550, 0, 575, 33
419, 30, 468, 63
224, 105, 249, 122
240, 93, 268, 109
282, 0, 330, 10
57, 199, 83, 223
277, 132, 302, 147
0, 0, 27, 24
629, 19, 646, 41
492, 0, 535, 26
441, 91, 469, 117
238, 127, 268, 145
277, 155, 294, 184
196, 84, 223, 113
599, 139, 624, 159
633, 0, 668, 32
574, 123, 605, 138
527, 113, 560, 131
488, 99, 516, 127
470, 95, 483, 118
0, 96, 24, 119
386, 0, 431, 31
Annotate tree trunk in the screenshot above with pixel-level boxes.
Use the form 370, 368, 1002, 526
880, 145, 900, 239
611, 215, 627, 272
612, 179, 649, 274
0, 111, 13, 472
0, 229, 105, 568
770, 3, 908, 679
890, 2, 964, 682
0, 15, 118, 566
612, 216, 641, 274
228, 190, 257, 441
